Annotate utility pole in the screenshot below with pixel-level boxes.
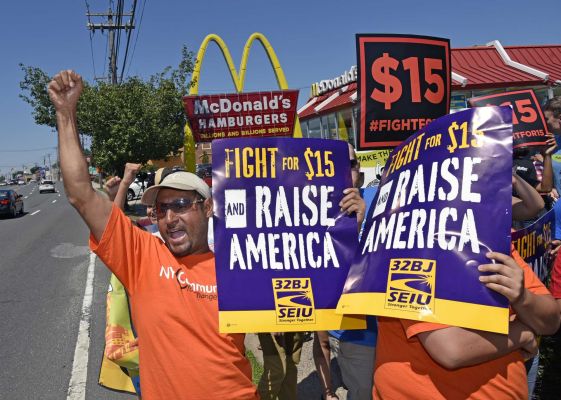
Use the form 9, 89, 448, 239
86, 2, 136, 84
86, 1, 137, 189
47, 154, 53, 180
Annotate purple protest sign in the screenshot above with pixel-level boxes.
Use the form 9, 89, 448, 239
512, 208, 555, 282
337, 107, 514, 334
212, 137, 366, 333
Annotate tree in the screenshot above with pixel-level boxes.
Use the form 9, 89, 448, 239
30, 166, 40, 174
19, 45, 195, 176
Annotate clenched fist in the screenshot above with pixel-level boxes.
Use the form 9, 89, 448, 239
48, 70, 83, 114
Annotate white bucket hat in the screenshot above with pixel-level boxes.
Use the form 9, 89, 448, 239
141, 171, 210, 205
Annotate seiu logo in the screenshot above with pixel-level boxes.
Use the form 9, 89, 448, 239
273, 278, 316, 325
278, 308, 314, 318
389, 259, 433, 273
385, 258, 436, 313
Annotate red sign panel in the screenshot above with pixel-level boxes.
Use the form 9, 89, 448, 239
469, 90, 549, 149
357, 34, 451, 150
183, 90, 299, 142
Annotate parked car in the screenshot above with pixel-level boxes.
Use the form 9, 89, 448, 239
127, 179, 147, 201
17, 180, 25, 185
39, 180, 56, 194
0, 182, 6, 187
0, 190, 24, 217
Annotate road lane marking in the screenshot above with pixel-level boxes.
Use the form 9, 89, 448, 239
24, 196, 28, 199
67, 252, 97, 400
30, 210, 40, 216
52, 200, 57, 204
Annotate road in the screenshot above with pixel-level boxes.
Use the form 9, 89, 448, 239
0, 182, 129, 400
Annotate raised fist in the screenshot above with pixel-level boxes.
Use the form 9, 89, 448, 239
48, 70, 83, 113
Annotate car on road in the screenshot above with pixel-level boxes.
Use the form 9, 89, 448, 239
39, 180, 56, 194
0, 182, 6, 186
0, 189, 24, 218
17, 180, 25, 185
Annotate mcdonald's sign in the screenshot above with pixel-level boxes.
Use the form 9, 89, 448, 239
183, 33, 303, 171
183, 90, 299, 142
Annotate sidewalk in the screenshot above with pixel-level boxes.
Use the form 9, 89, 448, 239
245, 334, 348, 399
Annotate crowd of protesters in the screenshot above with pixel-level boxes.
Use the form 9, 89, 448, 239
48, 68, 561, 400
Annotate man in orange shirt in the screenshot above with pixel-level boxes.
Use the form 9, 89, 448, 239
373, 249, 560, 399
48, 70, 258, 399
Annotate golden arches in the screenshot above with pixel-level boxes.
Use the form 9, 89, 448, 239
184, 32, 302, 172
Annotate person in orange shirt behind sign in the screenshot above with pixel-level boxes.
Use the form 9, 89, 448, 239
373, 247, 560, 399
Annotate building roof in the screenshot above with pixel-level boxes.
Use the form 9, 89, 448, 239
505, 45, 561, 84
451, 46, 543, 90
299, 42, 561, 120
299, 83, 357, 119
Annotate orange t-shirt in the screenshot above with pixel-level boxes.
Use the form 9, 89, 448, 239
373, 249, 551, 400
90, 205, 258, 400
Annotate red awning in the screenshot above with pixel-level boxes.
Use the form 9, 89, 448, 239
506, 45, 561, 85
299, 83, 357, 119
451, 46, 542, 90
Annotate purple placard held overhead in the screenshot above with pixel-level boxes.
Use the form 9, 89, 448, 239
212, 137, 366, 333
337, 107, 514, 334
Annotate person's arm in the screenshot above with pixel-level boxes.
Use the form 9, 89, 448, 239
417, 319, 537, 370
103, 176, 121, 202
512, 173, 544, 221
479, 251, 560, 335
535, 136, 557, 193
340, 188, 366, 230
48, 70, 112, 241
113, 163, 141, 210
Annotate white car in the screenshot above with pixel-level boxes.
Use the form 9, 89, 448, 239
127, 179, 147, 201
39, 180, 56, 193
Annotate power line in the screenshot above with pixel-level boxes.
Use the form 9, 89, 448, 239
125, 0, 147, 77
84, 0, 97, 78
120, 0, 137, 83
0, 147, 57, 153
87, 0, 135, 84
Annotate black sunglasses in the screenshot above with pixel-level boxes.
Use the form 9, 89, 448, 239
155, 197, 204, 218
350, 159, 360, 170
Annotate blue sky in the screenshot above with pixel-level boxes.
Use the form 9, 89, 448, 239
1, 0, 560, 176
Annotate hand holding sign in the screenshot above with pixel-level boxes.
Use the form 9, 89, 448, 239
541, 134, 558, 156
478, 252, 525, 305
